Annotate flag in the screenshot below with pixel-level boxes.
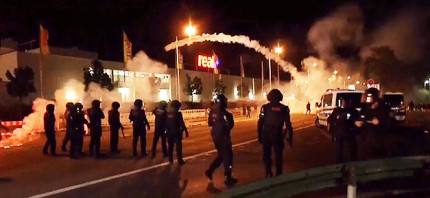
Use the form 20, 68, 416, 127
213, 51, 219, 74
39, 25, 49, 55
177, 48, 183, 69
123, 31, 132, 63
240, 56, 245, 78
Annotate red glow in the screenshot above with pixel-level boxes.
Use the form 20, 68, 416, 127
198, 55, 215, 69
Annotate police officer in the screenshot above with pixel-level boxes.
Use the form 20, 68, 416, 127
355, 88, 391, 159
43, 104, 57, 156
258, 89, 293, 178
67, 104, 79, 159
328, 98, 359, 163
108, 101, 124, 154
87, 100, 105, 158
129, 99, 150, 157
75, 103, 89, 156
61, 102, 74, 151
151, 101, 168, 158
205, 94, 237, 186
166, 100, 188, 164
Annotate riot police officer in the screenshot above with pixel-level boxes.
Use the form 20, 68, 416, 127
205, 94, 237, 186
67, 104, 79, 159
129, 99, 150, 157
328, 98, 359, 163
151, 101, 168, 158
258, 89, 293, 178
355, 88, 391, 159
75, 102, 89, 156
61, 102, 74, 151
43, 104, 57, 156
165, 100, 188, 164
87, 100, 105, 158
108, 101, 124, 154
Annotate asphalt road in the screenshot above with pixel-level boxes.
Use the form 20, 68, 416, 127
2, 113, 427, 198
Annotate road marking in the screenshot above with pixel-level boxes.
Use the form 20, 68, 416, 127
29, 124, 314, 198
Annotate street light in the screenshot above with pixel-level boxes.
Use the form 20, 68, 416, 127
334, 70, 338, 75
274, 42, 282, 89
347, 76, 351, 79
185, 20, 196, 38
308, 62, 317, 87
356, 80, 360, 85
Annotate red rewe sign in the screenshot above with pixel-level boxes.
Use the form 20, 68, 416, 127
198, 55, 215, 69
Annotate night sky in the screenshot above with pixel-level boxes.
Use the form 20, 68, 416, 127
0, 0, 428, 78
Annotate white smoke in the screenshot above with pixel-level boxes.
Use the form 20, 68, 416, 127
126, 51, 168, 74
164, 33, 298, 76
0, 98, 54, 148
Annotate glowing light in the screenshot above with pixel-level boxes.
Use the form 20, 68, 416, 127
274, 42, 282, 55
118, 87, 130, 102
334, 70, 338, 75
263, 92, 267, 97
313, 62, 317, 67
234, 87, 239, 99
185, 20, 196, 38
65, 91, 78, 101
362, 82, 366, 86
159, 89, 169, 101
356, 80, 360, 85
328, 78, 331, 82
198, 55, 216, 69
347, 76, 351, 80
305, 80, 308, 84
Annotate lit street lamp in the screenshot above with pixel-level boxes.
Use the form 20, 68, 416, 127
274, 42, 282, 88
308, 62, 317, 87
356, 80, 360, 85
176, 19, 197, 101
334, 70, 338, 75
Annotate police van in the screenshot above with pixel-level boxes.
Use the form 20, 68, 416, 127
315, 89, 364, 130
383, 92, 406, 122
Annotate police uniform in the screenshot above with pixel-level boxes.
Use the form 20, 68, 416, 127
67, 109, 79, 159
62, 109, 72, 151
76, 109, 88, 154
88, 107, 105, 157
206, 107, 235, 180
328, 107, 359, 163
152, 107, 168, 157
258, 102, 293, 177
108, 109, 123, 153
129, 108, 150, 157
43, 111, 56, 155
165, 110, 187, 163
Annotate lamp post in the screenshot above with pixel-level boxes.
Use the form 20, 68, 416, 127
176, 20, 196, 101
274, 43, 282, 88
308, 62, 317, 87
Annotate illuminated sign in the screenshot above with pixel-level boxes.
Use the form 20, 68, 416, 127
198, 54, 219, 69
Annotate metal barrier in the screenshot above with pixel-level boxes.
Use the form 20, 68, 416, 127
217, 156, 430, 198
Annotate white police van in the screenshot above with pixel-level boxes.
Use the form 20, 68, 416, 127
315, 89, 364, 130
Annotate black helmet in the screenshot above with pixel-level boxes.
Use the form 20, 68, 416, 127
46, 104, 55, 112
112, 101, 120, 109
215, 94, 228, 108
267, 89, 283, 103
134, 99, 143, 107
159, 101, 168, 109
92, 100, 101, 108
66, 102, 74, 111
171, 100, 181, 109
365, 88, 380, 100
75, 102, 83, 110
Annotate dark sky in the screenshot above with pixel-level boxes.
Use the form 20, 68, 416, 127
0, 0, 427, 78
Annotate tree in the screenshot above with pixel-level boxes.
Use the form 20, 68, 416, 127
237, 81, 250, 99
184, 74, 203, 102
213, 79, 227, 96
83, 60, 114, 91
5, 66, 36, 101
361, 46, 411, 92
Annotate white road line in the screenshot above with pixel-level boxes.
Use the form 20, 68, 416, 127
29, 124, 315, 198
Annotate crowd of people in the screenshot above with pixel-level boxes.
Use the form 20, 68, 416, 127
328, 88, 395, 163
1, 87, 408, 186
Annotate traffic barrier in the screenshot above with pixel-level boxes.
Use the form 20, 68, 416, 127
1, 121, 23, 127
216, 156, 430, 198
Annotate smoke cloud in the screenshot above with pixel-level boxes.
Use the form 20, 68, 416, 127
164, 33, 298, 76
126, 50, 168, 74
